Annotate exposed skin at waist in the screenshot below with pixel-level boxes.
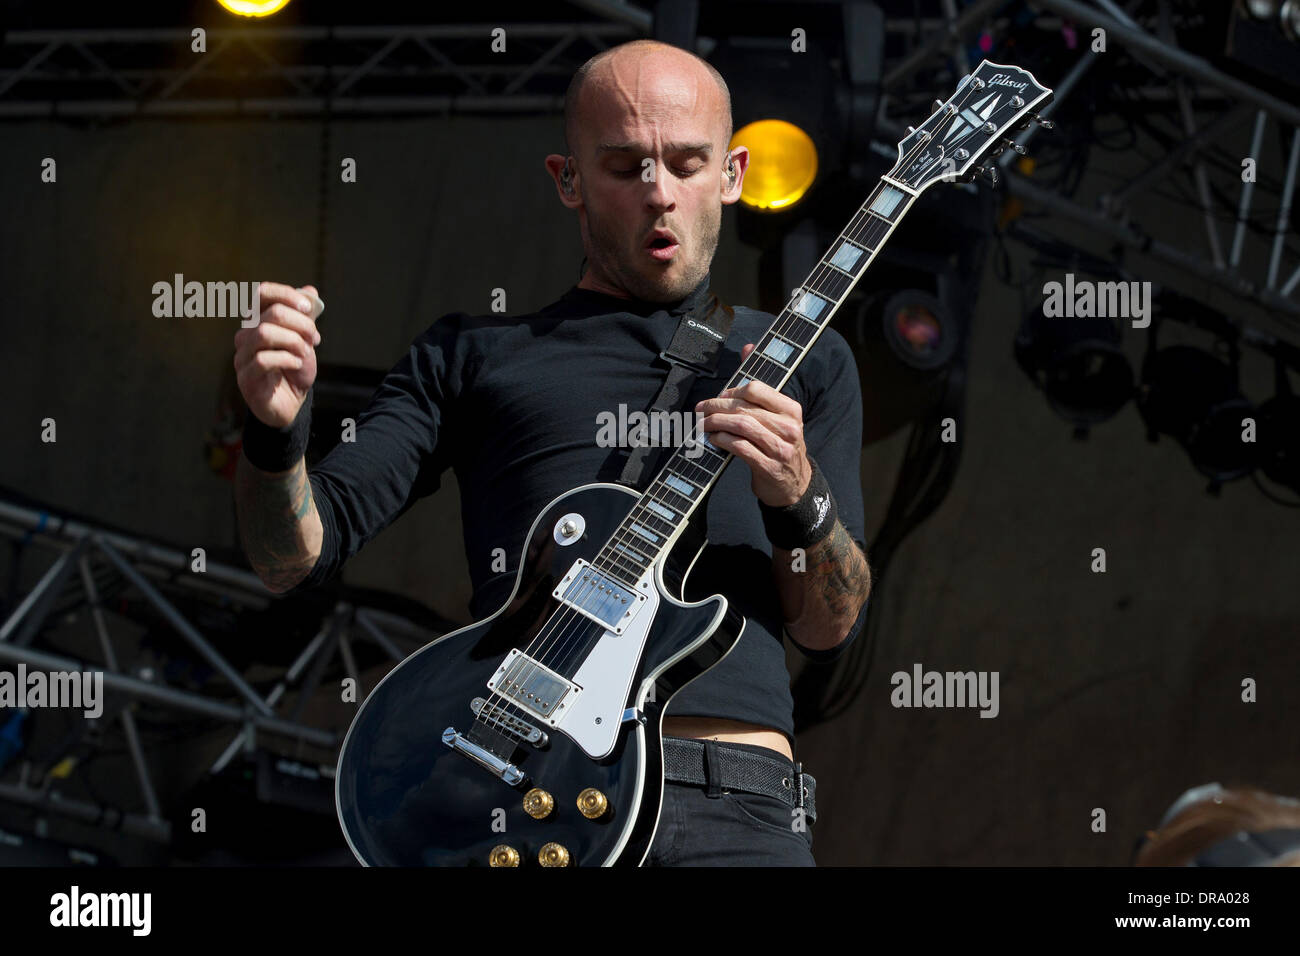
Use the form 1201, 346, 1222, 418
660, 715, 793, 761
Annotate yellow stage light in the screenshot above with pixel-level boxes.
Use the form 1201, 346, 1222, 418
730, 120, 819, 211
216, 0, 293, 17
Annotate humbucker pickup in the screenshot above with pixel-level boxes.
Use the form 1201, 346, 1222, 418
486, 649, 580, 724
551, 558, 649, 635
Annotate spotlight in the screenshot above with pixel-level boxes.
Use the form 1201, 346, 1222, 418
710, 36, 840, 220
851, 288, 961, 444
216, 0, 293, 17
1014, 306, 1135, 434
1244, 0, 1280, 19
731, 120, 819, 211
877, 290, 958, 371
1282, 0, 1300, 40
1137, 343, 1258, 487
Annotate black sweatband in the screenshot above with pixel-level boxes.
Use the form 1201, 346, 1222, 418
759, 457, 839, 550
241, 390, 312, 473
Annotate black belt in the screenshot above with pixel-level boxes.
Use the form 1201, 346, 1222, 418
661, 736, 817, 823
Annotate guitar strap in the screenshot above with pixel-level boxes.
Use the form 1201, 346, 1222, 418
617, 290, 736, 490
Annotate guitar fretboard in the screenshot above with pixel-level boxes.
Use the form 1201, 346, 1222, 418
593, 176, 920, 585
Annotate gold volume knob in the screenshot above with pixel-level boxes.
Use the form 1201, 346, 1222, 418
538, 842, 570, 867
577, 787, 609, 819
489, 845, 520, 867
522, 788, 555, 819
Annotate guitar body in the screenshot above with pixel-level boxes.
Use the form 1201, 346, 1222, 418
335, 482, 744, 866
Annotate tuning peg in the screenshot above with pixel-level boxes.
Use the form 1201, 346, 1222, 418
972, 165, 999, 186
1002, 138, 1026, 155
906, 125, 916, 134
930, 99, 944, 114
1034, 114, 1055, 129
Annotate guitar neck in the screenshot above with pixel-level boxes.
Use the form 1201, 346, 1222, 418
595, 176, 921, 585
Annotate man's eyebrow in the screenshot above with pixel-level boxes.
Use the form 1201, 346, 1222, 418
596, 142, 714, 155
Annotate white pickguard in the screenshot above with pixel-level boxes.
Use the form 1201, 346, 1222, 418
553, 582, 660, 759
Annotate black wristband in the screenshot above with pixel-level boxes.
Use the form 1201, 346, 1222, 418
759, 457, 839, 550
241, 390, 312, 473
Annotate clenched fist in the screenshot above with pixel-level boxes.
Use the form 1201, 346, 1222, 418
233, 282, 324, 429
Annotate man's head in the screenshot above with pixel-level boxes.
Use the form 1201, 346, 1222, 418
545, 39, 749, 303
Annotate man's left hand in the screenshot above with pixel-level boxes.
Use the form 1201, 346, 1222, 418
694, 343, 811, 508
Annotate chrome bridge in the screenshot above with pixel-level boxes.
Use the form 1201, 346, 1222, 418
440, 727, 527, 786
471, 696, 549, 747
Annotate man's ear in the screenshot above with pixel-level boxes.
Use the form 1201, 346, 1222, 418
721, 146, 749, 206
545, 153, 582, 209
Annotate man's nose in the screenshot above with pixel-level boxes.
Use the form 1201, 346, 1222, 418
644, 162, 676, 210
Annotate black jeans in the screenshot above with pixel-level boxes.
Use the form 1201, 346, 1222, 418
643, 741, 816, 867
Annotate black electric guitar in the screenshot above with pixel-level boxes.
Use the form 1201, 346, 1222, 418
336, 61, 1053, 866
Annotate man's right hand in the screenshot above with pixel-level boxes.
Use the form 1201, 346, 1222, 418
234, 282, 323, 429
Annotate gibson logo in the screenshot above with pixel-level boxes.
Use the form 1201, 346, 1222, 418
988, 73, 1027, 90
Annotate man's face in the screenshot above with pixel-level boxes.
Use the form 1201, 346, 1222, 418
572, 60, 728, 302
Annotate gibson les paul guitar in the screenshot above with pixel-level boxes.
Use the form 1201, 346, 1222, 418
336, 61, 1053, 866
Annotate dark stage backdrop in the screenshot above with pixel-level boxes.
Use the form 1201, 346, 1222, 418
1, 105, 1297, 866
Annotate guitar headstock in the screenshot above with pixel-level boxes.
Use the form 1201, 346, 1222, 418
892, 60, 1054, 191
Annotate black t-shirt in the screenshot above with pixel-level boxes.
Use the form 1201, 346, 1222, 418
291, 273, 868, 744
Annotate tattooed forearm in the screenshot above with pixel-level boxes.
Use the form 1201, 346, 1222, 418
772, 520, 872, 652
234, 455, 324, 593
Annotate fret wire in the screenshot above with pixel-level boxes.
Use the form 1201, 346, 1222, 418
627, 508, 675, 537
645, 480, 693, 513
609, 539, 653, 565
589, 175, 919, 577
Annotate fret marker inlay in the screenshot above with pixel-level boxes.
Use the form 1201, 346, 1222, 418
830, 241, 865, 273
761, 339, 794, 364
645, 501, 675, 521
869, 185, 906, 218
793, 291, 828, 321
664, 476, 695, 497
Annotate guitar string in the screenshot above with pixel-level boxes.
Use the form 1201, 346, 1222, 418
469, 112, 960, 740
490, 201, 898, 729
536, 197, 907, 679
470, 82, 996, 741
471, 83, 991, 738
483, 179, 918, 726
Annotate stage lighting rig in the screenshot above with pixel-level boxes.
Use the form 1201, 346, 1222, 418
874, 290, 960, 373
1136, 292, 1259, 493
1014, 303, 1135, 436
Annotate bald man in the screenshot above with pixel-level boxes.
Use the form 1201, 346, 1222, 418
234, 39, 872, 866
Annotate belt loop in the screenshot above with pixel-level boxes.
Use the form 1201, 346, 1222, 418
703, 740, 723, 798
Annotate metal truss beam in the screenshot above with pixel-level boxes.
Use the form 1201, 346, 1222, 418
1003, 172, 1300, 318
0, 494, 439, 843
1032, 0, 1300, 128
0, 23, 639, 118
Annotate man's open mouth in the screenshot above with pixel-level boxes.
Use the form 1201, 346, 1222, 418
646, 230, 679, 260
